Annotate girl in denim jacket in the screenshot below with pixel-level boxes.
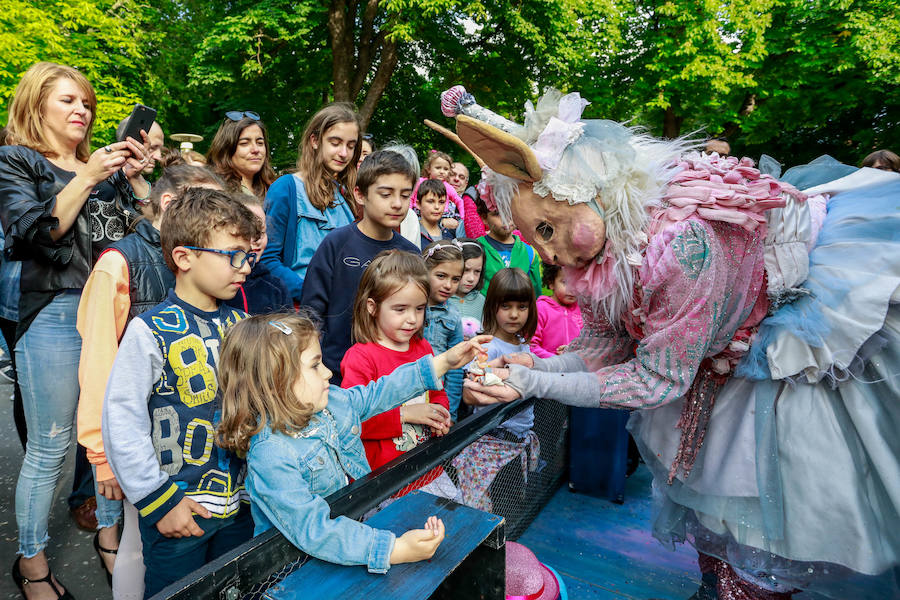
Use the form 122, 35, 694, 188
259, 103, 361, 303
420, 240, 465, 420
217, 313, 489, 573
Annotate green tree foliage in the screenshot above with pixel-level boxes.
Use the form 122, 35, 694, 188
0, 0, 149, 147
2, 0, 897, 170
141, 0, 330, 169
737, 0, 900, 165
170, 0, 618, 167
578, 0, 774, 138
369, 0, 622, 160
576, 0, 899, 165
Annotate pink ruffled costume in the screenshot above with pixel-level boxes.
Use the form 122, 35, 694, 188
451, 79, 900, 598
511, 154, 803, 481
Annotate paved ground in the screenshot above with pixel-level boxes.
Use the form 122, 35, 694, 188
0, 379, 111, 600
518, 465, 702, 599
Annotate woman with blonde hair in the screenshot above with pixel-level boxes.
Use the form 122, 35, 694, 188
260, 103, 362, 302
0, 61, 150, 599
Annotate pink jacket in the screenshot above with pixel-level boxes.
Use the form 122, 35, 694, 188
530, 295, 583, 358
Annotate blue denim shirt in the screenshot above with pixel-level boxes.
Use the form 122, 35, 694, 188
423, 302, 463, 419
260, 174, 355, 302
245, 356, 442, 573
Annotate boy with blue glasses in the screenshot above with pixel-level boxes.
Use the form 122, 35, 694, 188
102, 188, 261, 597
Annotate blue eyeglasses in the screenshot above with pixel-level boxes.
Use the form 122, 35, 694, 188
183, 246, 258, 269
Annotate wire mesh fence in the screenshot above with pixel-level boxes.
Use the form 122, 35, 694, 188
390, 399, 569, 540
161, 398, 570, 600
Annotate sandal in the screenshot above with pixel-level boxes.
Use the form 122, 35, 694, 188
93, 532, 118, 587
11, 556, 75, 599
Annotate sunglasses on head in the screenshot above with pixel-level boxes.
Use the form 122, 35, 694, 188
362, 133, 374, 141
225, 110, 261, 122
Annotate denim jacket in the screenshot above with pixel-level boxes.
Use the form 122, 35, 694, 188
423, 302, 463, 419
260, 174, 355, 302
0, 227, 20, 321
245, 356, 442, 573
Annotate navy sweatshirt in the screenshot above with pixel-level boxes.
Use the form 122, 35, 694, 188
300, 223, 419, 385
225, 261, 293, 315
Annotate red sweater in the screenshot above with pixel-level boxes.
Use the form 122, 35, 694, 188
341, 338, 449, 484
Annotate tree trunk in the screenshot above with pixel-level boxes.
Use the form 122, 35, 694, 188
350, 0, 381, 99
328, 0, 353, 101
327, 0, 401, 128
663, 105, 683, 138
358, 38, 398, 129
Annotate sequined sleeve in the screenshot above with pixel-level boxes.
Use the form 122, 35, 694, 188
591, 220, 733, 408
567, 303, 635, 372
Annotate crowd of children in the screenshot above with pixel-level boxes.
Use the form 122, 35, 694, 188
0, 74, 585, 599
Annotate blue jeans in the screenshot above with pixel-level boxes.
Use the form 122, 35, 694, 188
92, 465, 123, 529
138, 509, 253, 598
14, 292, 82, 557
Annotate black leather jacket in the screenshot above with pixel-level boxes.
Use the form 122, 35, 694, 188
0, 145, 139, 336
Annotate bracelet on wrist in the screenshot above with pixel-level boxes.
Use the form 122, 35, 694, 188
132, 180, 151, 204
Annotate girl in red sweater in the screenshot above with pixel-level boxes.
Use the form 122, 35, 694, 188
340, 250, 461, 499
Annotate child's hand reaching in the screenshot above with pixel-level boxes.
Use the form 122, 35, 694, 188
401, 403, 451, 433
434, 334, 492, 376
390, 516, 446, 564
156, 497, 212, 538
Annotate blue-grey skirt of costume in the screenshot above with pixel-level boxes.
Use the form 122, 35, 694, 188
628, 176, 900, 598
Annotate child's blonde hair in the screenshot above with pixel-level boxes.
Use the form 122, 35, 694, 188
6, 62, 97, 161
217, 313, 321, 454
352, 250, 430, 344
422, 150, 452, 177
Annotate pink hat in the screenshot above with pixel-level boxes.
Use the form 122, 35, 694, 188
505, 542, 561, 600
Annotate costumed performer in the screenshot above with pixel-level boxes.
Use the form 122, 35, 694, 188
443, 84, 900, 600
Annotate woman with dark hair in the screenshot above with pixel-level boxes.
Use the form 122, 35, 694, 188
0, 61, 150, 599
861, 149, 900, 173
260, 103, 362, 302
206, 111, 275, 199
357, 133, 374, 168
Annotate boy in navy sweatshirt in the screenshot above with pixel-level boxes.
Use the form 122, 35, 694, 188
102, 188, 261, 597
300, 150, 419, 385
